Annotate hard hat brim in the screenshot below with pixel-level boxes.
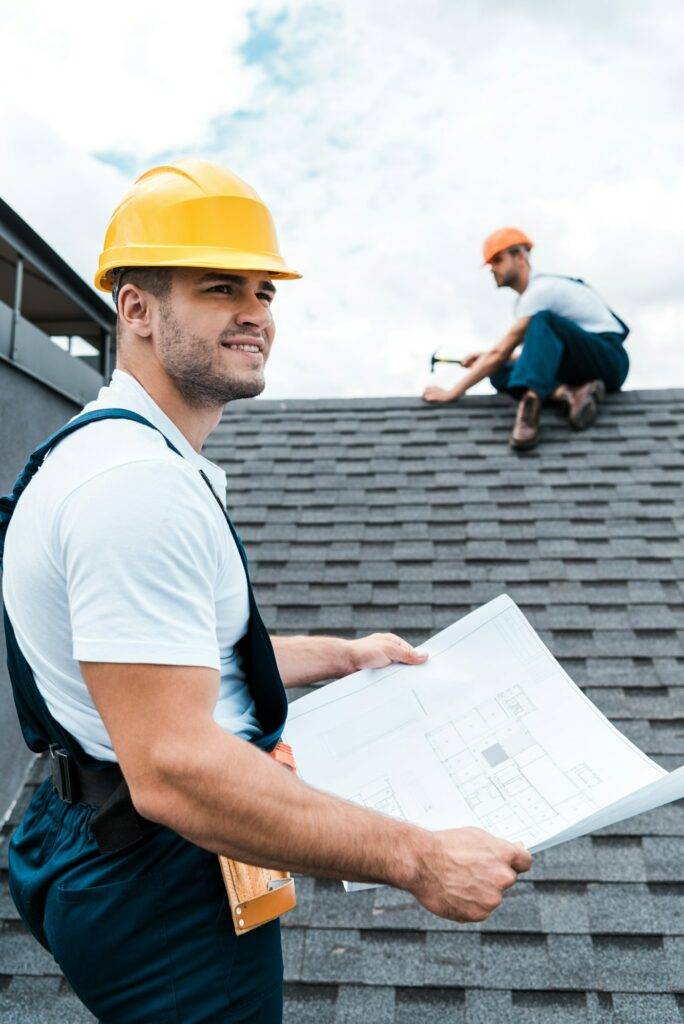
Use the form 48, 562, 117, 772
481, 247, 532, 267
95, 247, 301, 292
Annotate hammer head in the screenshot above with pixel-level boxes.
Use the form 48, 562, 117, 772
430, 350, 438, 373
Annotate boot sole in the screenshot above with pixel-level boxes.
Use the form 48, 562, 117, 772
509, 434, 539, 451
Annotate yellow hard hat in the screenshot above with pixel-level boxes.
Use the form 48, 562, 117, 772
94, 158, 301, 292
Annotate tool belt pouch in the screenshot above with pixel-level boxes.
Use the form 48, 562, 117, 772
219, 857, 296, 936
219, 741, 297, 936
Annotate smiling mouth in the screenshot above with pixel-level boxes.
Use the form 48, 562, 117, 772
221, 342, 263, 355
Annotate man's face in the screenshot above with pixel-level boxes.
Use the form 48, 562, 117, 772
153, 268, 276, 408
488, 248, 524, 288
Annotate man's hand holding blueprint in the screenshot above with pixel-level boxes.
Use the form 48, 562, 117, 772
286, 595, 684, 892
408, 826, 531, 921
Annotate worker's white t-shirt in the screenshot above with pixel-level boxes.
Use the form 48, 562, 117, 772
2, 369, 261, 761
515, 274, 624, 335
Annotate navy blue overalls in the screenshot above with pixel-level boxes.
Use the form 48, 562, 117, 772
490, 275, 630, 400
0, 409, 289, 1024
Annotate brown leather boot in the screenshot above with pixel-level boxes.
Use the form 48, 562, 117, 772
510, 391, 542, 450
553, 379, 606, 430
569, 379, 606, 429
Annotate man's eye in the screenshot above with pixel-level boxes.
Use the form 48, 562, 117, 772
258, 292, 273, 303
209, 284, 234, 294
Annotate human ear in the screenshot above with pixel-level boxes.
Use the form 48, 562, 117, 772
118, 285, 153, 340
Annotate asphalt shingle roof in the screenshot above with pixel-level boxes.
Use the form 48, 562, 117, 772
1, 388, 683, 1022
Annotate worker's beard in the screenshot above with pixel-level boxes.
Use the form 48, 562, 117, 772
497, 269, 518, 289
498, 263, 527, 290
156, 303, 266, 408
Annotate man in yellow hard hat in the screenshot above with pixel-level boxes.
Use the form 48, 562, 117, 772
423, 227, 630, 450
1, 160, 531, 1023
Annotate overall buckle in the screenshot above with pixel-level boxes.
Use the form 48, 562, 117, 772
49, 744, 75, 803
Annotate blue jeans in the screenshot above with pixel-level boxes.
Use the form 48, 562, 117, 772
490, 310, 629, 400
9, 780, 284, 1023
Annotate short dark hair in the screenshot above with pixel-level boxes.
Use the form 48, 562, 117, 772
113, 267, 172, 344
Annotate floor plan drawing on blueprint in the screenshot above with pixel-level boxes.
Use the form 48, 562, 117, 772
285, 595, 684, 883
350, 778, 406, 820
424, 691, 601, 848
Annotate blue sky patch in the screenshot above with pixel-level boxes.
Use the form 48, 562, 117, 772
93, 150, 139, 176
240, 8, 288, 67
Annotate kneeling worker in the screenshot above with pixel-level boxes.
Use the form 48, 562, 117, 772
423, 228, 630, 450
1, 161, 531, 1023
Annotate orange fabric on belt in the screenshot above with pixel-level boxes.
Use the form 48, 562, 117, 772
269, 740, 296, 772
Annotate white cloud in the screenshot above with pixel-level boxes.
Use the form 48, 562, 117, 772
1, 3, 259, 156
0, 113, 127, 294
1, 1, 682, 397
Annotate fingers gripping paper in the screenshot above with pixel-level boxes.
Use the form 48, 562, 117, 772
284, 596, 683, 890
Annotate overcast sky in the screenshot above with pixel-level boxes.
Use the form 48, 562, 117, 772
1, 1, 682, 398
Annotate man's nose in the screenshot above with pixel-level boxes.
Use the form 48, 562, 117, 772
235, 293, 272, 330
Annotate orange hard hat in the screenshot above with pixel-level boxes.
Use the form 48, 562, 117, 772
482, 227, 534, 266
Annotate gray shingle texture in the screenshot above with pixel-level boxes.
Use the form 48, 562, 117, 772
1, 389, 682, 1021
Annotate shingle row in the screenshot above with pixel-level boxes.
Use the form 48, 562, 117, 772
282, 926, 683, 992
281, 984, 682, 1024
285, 877, 684, 935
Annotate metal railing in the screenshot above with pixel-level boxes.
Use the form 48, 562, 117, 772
0, 297, 107, 405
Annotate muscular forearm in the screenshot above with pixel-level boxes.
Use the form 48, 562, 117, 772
271, 634, 353, 686
135, 722, 429, 888
448, 319, 529, 400
86, 661, 532, 924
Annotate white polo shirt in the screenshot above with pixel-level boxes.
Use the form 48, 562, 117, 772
2, 369, 261, 761
515, 274, 624, 335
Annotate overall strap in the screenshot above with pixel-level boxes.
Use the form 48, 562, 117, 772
1, 408, 287, 848
1, 406, 287, 761
199, 471, 288, 752
605, 307, 630, 339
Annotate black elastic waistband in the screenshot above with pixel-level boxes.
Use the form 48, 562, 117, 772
49, 745, 149, 854
49, 744, 122, 806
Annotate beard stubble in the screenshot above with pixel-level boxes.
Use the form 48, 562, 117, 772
156, 303, 266, 408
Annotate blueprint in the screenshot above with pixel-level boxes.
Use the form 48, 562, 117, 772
285, 595, 682, 887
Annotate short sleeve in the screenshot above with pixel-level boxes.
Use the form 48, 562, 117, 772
57, 459, 222, 667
